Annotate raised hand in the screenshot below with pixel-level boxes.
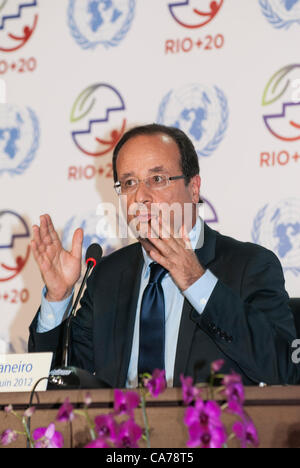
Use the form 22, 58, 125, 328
31, 214, 83, 302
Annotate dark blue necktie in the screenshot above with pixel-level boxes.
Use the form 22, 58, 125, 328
138, 262, 167, 377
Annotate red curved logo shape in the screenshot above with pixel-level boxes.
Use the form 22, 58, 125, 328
169, 0, 223, 29
0, 13, 38, 52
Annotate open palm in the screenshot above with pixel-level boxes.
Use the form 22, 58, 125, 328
31, 214, 83, 301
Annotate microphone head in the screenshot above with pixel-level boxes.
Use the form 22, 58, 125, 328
85, 243, 103, 268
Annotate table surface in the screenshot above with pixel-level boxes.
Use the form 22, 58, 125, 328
1, 386, 300, 448
0, 384, 299, 407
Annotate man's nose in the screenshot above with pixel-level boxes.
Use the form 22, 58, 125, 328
134, 180, 153, 204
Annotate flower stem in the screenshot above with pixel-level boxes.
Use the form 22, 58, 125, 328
74, 409, 96, 441
140, 393, 151, 449
22, 417, 34, 448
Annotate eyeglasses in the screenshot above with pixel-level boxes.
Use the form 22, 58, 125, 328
114, 174, 186, 195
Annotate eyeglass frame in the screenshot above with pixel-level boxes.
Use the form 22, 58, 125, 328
114, 174, 187, 195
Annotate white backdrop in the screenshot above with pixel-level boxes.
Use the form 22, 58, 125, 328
0, 0, 300, 353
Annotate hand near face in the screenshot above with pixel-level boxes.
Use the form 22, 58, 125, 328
140, 217, 205, 292
115, 132, 204, 290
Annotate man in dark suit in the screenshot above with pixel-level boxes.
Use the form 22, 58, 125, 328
29, 124, 299, 387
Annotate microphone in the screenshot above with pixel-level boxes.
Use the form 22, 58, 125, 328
48, 243, 110, 389
71, 243, 103, 319
62, 243, 103, 366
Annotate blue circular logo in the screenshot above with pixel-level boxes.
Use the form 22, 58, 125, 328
252, 199, 300, 276
68, 0, 136, 50
259, 0, 300, 29
0, 104, 39, 176
157, 84, 229, 158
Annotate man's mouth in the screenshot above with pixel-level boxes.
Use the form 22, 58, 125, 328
136, 213, 158, 223
136, 214, 151, 223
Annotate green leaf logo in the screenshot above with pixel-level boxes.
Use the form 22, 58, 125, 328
262, 64, 300, 106
70, 84, 101, 123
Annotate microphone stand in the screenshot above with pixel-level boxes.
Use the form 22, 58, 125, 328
62, 259, 94, 368
48, 247, 110, 389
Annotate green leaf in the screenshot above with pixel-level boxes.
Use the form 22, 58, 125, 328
262, 64, 300, 106
70, 84, 100, 123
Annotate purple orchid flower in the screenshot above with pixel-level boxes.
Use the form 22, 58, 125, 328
222, 372, 245, 405
94, 414, 118, 442
84, 392, 92, 407
233, 418, 259, 448
24, 407, 36, 418
0, 429, 18, 446
114, 389, 140, 417
4, 405, 13, 414
33, 423, 64, 448
85, 438, 110, 448
56, 398, 75, 423
184, 399, 223, 428
114, 419, 143, 448
145, 369, 166, 397
187, 421, 227, 448
226, 399, 245, 418
184, 398, 227, 448
180, 374, 200, 406
211, 359, 225, 374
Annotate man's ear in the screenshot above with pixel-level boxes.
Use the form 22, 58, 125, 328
189, 175, 201, 204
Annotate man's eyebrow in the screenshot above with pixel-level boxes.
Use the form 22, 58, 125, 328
119, 171, 135, 179
119, 166, 167, 179
148, 166, 167, 173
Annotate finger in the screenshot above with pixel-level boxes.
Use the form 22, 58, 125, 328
151, 217, 172, 242
179, 224, 192, 249
30, 239, 51, 271
158, 210, 175, 239
32, 224, 42, 246
151, 216, 184, 253
39, 215, 53, 246
71, 228, 83, 260
30, 239, 42, 263
147, 230, 175, 258
139, 238, 161, 257
32, 225, 46, 254
39, 214, 48, 237
149, 248, 170, 271
45, 214, 61, 245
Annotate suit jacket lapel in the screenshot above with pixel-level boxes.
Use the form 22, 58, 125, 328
196, 221, 217, 267
173, 223, 217, 385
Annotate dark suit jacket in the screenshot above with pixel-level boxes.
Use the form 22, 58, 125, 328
28, 223, 300, 387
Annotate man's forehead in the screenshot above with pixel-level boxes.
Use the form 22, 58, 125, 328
117, 133, 180, 160
116, 133, 181, 175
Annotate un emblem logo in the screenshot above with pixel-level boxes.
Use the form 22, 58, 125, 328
259, 0, 300, 29
157, 84, 229, 158
252, 199, 300, 276
0, 104, 39, 176
67, 0, 136, 50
